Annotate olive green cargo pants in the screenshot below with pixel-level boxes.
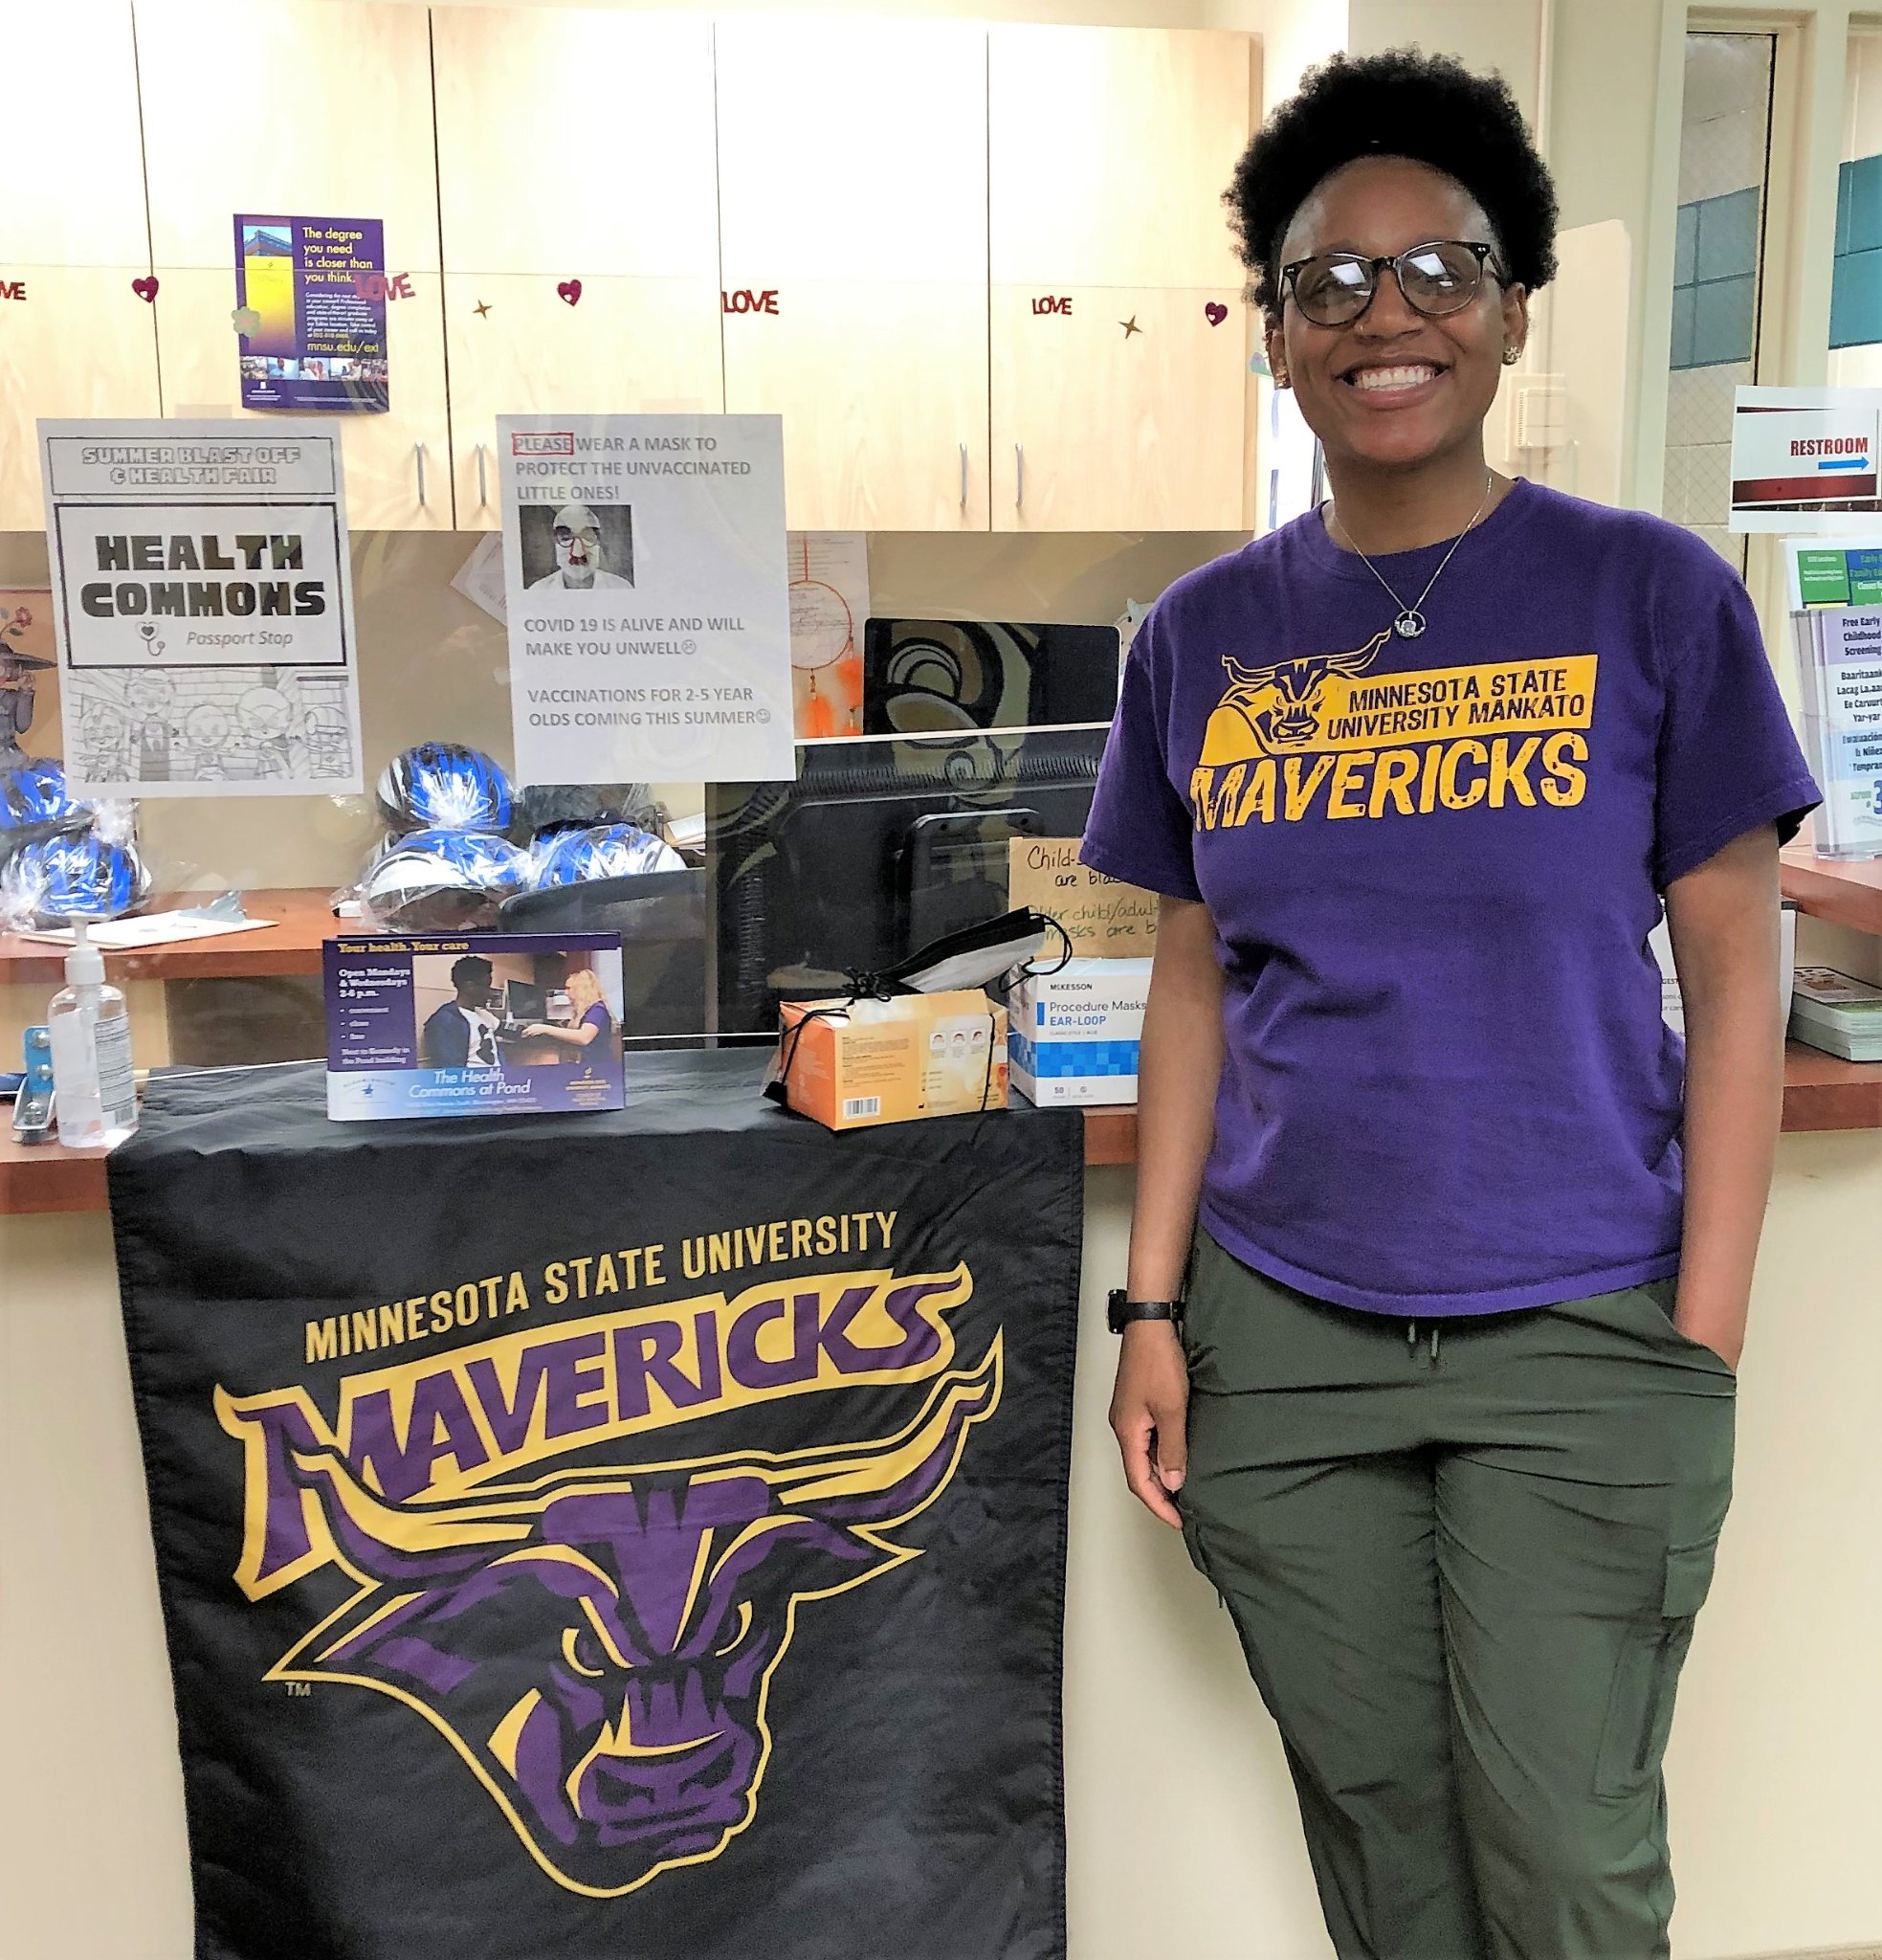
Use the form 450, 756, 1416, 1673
1177, 1232, 1738, 1960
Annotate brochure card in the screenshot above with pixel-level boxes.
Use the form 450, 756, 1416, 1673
498, 413, 794, 786
324, 931, 626, 1122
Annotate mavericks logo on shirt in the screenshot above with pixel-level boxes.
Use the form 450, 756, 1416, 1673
1190, 631, 1598, 831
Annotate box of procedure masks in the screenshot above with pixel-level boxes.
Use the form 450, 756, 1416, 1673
1007, 957, 1151, 1105
323, 932, 625, 1122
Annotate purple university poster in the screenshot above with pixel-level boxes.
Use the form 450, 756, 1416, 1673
234, 215, 390, 412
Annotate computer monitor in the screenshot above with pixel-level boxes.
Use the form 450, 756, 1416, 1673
504, 980, 547, 1026
707, 724, 1109, 1034
862, 619, 1119, 735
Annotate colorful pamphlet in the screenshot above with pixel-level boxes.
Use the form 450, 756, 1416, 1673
1791, 604, 1882, 858
323, 931, 624, 1121
234, 215, 390, 413
1789, 964, 1882, 1062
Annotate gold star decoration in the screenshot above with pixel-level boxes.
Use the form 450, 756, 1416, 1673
1119, 315, 1142, 337
473, 299, 493, 319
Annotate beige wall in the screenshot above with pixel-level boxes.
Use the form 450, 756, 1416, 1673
6, 1142, 1882, 1959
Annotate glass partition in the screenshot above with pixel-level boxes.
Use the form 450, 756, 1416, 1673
1658, 30, 1777, 569
2, 523, 1237, 1075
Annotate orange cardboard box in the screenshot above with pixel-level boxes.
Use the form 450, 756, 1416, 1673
771, 990, 1008, 1130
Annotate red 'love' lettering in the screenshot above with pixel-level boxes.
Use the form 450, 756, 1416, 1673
1030, 296, 1073, 315
720, 289, 781, 315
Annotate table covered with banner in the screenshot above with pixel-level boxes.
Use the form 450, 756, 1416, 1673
105, 1050, 1083, 1960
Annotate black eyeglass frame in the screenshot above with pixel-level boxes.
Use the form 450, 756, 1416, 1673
1277, 239, 1509, 325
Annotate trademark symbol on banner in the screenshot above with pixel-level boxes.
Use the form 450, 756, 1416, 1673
284, 1682, 312, 1699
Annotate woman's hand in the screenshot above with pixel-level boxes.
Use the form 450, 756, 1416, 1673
521, 1022, 549, 1039
1109, 1321, 1189, 1528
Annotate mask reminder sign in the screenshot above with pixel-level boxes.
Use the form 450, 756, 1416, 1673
1731, 387, 1882, 531
234, 215, 390, 413
499, 414, 793, 786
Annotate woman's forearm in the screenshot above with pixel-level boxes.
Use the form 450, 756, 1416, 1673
1668, 829, 1785, 1367
528, 1022, 599, 1048
1126, 897, 1228, 1301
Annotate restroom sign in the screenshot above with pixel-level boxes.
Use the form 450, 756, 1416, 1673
1731, 386, 1882, 530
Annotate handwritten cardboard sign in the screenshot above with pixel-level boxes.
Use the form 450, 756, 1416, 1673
1007, 836, 1158, 957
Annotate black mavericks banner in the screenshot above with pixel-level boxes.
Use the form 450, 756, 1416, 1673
109, 1054, 1081, 1959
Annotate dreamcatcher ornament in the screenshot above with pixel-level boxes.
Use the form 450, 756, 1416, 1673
789, 536, 862, 739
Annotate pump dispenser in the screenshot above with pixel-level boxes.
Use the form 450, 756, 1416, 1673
47, 920, 138, 1148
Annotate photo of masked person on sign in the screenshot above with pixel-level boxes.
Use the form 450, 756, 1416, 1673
523, 501, 634, 590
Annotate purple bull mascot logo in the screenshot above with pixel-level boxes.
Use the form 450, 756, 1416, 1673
217, 1262, 998, 1896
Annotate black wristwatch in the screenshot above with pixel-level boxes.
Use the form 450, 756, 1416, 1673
1107, 1288, 1185, 1334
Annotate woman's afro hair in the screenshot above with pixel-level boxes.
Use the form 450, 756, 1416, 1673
1227, 48, 1559, 314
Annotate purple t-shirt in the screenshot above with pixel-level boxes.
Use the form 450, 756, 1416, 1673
1081, 480, 1820, 1317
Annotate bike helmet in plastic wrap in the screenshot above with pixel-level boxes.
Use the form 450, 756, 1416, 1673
375, 743, 513, 835
0, 758, 84, 858
515, 781, 657, 839
1, 829, 150, 925
528, 822, 683, 888
357, 827, 531, 932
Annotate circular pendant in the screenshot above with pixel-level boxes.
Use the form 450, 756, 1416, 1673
1393, 609, 1426, 638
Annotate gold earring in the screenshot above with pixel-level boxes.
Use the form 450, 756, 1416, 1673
1273, 366, 1291, 390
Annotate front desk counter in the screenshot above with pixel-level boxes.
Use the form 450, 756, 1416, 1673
5, 1027, 1882, 1951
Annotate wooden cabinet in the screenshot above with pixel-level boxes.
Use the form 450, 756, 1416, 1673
714, 16, 990, 531
131, 0, 451, 529
988, 26, 1254, 531
6, 11, 1258, 540
0, 3, 160, 529
432, 8, 725, 530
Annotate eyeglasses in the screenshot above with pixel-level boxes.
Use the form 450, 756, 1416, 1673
1279, 239, 1506, 327
553, 524, 601, 547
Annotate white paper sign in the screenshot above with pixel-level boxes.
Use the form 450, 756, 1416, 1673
38, 419, 362, 796
499, 413, 793, 785
1730, 387, 1882, 532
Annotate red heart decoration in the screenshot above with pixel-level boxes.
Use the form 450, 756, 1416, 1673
557, 279, 583, 306
1205, 301, 1228, 326
132, 276, 160, 303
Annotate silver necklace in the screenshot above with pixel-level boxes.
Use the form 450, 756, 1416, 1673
1327, 473, 1496, 639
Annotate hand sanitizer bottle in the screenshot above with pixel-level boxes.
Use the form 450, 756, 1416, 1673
48, 920, 139, 1148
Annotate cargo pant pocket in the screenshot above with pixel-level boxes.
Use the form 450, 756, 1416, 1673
1593, 1541, 1716, 1799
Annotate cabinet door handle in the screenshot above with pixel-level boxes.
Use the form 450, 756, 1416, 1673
959, 443, 967, 509
1015, 443, 1025, 509
476, 442, 489, 507
413, 441, 428, 507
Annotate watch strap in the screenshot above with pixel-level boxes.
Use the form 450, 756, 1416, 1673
1107, 1288, 1185, 1334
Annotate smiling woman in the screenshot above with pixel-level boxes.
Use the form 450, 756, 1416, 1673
1079, 45, 1823, 1960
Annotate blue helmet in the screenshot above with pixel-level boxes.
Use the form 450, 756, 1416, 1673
358, 827, 531, 932
516, 781, 655, 838
529, 822, 682, 888
0, 759, 82, 854
1, 829, 149, 924
375, 743, 513, 835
